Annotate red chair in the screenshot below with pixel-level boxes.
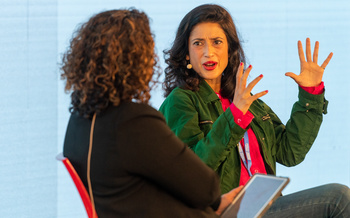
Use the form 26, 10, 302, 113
56, 153, 98, 218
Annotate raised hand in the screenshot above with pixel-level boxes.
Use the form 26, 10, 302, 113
233, 63, 268, 115
285, 38, 333, 87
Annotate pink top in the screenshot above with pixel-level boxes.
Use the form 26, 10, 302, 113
216, 82, 324, 185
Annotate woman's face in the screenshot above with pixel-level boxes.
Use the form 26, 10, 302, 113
187, 22, 229, 91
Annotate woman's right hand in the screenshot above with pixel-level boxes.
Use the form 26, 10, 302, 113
232, 63, 268, 114
215, 186, 244, 215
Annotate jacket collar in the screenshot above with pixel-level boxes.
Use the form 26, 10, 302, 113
197, 80, 220, 103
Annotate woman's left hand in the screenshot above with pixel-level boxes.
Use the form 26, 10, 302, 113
215, 186, 243, 215
285, 38, 333, 87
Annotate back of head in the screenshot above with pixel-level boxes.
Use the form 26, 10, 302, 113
61, 9, 159, 118
163, 4, 245, 98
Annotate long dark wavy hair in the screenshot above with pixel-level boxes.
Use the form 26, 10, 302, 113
61, 9, 160, 118
163, 4, 245, 99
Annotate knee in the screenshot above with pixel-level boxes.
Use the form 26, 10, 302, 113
325, 183, 350, 216
324, 183, 350, 203
326, 183, 350, 195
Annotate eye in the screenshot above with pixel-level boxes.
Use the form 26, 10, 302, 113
214, 40, 223, 45
193, 41, 203, 46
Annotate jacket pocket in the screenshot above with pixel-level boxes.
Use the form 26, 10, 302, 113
199, 120, 213, 124
199, 120, 213, 136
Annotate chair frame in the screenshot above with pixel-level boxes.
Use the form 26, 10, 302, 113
56, 153, 98, 218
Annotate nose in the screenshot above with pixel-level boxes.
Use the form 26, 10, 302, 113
204, 44, 214, 58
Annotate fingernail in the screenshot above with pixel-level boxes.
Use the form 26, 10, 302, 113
248, 65, 252, 68
240, 62, 243, 66
259, 74, 263, 78
265, 90, 269, 93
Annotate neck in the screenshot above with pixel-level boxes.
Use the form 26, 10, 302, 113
205, 79, 221, 93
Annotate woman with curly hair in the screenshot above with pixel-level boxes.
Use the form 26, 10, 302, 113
159, 3, 350, 217
61, 8, 243, 217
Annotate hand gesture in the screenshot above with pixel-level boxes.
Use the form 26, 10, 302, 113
233, 63, 268, 114
285, 38, 333, 87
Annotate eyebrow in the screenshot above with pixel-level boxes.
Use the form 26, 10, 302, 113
191, 37, 224, 42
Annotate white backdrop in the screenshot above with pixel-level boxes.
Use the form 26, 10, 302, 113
0, 0, 349, 217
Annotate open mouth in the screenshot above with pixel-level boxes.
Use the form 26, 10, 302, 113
203, 61, 218, 70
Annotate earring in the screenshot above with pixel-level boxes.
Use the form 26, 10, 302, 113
186, 56, 192, 69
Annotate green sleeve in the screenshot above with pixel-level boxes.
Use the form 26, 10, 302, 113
271, 86, 328, 166
159, 89, 245, 171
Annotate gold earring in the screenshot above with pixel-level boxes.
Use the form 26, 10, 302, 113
186, 56, 192, 69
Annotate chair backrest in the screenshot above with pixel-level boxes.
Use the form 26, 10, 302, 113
56, 153, 98, 218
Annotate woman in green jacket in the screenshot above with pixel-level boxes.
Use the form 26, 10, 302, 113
159, 4, 350, 217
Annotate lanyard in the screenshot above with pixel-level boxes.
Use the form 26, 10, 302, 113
238, 131, 252, 177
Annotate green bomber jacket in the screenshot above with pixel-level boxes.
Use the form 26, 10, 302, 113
159, 80, 328, 194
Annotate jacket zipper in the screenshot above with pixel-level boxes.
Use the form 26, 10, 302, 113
249, 110, 276, 175
259, 136, 275, 175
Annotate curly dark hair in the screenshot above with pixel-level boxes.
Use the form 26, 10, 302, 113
61, 9, 160, 118
163, 4, 245, 99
